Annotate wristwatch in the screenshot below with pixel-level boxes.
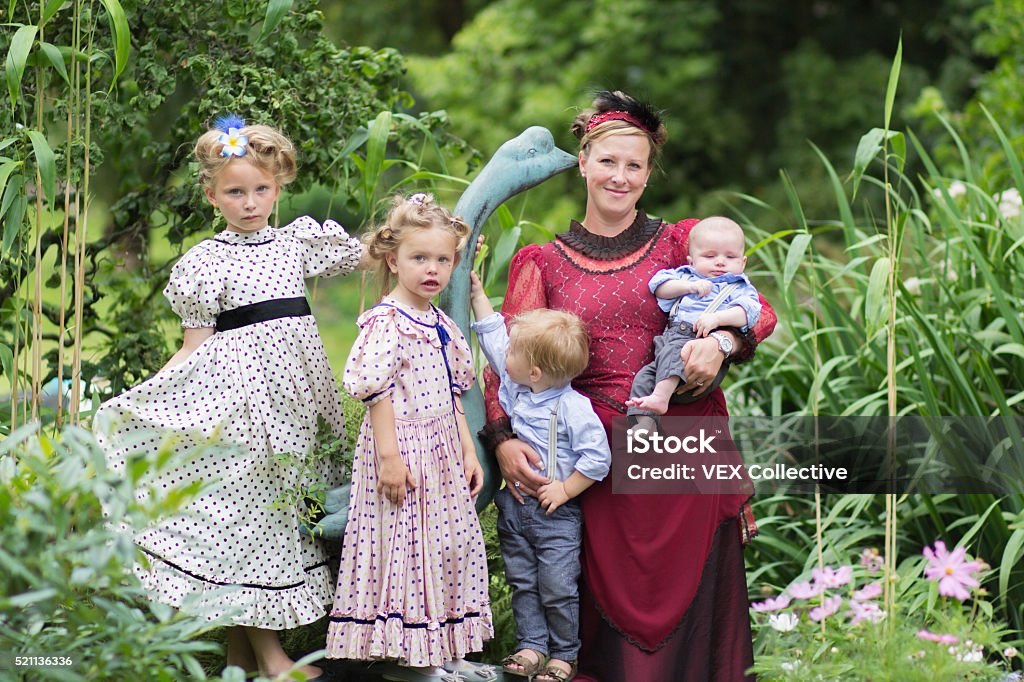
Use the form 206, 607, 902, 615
709, 331, 734, 358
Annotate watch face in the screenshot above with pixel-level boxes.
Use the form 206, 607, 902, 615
716, 333, 733, 353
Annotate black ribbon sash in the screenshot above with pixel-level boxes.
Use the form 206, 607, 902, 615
215, 296, 312, 332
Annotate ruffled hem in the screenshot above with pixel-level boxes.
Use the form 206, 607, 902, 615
134, 551, 333, 630
324, 607, 493, 666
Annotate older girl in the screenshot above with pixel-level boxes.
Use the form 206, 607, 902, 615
96, 117, 360, 680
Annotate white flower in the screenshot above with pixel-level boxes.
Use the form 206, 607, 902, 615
933, 180, 966, 199
1004, 647, 1019, 658
995, 187, 1021, 219
768, 613, 799, 632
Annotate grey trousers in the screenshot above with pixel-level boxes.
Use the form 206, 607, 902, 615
495, 488, 583, 660
628, 323, 729, 416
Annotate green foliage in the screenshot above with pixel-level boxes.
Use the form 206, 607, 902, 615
0, 424, 232, 680
749, 534, 1017, 680
730, 100, 1024, 637
0, 0, 474, 430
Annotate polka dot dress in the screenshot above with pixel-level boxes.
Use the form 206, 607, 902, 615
95, 217, 361, 630
325, 299, 492, 666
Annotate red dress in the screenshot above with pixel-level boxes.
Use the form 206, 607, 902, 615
484, 213, 776, 682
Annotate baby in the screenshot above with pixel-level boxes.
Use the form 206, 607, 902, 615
627, 216, 761, 416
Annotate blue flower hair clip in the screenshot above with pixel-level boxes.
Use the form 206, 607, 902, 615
408, 192, 428, 205
213, 114, 248, 158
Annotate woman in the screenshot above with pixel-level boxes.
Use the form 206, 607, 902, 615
480, 91, 776, 682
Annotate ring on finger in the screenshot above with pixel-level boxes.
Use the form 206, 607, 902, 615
513, 481, 521, 488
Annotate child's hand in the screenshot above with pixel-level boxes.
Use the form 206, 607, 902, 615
692, 312, 720, 337
689, 280, 713, 297
469, 271, 495, 320
463, 449, 484, 498
377, 454, 416, 505
538, 480, 570, 515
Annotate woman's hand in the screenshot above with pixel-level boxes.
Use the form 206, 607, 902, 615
678, 336, 726, 397
377, 453, 416, 505
495, 438, 548, 503
463, 449, 484, 498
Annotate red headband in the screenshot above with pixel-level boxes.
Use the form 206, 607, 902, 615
585, 110, 654, 135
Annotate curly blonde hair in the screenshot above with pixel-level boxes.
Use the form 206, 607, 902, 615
362, 193, 472, 299
194, 122, 297, 189
509, 309, 590, 384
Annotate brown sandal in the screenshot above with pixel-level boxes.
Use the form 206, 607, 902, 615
535, 659, 577, 682
501, 648, 547, 678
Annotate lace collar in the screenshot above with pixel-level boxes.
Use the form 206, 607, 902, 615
556, 210, 662, 260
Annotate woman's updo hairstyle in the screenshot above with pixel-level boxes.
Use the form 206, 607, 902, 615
194, 121, 297, 190
571, 90, 667, 163
363, 193, 472, 299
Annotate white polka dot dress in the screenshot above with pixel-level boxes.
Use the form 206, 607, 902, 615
95, 217, 361, 630
325, 299, 492, 666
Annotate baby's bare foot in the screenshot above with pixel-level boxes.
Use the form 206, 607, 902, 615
628, 394, 670, 415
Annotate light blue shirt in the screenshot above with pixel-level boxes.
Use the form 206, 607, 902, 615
649, 266, 762, 331
471, 313, 611, 483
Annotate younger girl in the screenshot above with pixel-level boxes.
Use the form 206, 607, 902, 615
96, 117, 362, 680
325, 193, 493, 678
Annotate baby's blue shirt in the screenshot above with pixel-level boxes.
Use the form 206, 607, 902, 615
471, 313, 611, 483
649, 266, 762, 330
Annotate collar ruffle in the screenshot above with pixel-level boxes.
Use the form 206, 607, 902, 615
213, 227, 274, 244
357, 299, 453, 349
556, 210, 662, 260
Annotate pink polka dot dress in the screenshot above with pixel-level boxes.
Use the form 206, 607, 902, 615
95, 216, 361, 630
325, 298, 492, 666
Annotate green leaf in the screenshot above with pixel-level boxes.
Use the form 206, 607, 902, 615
888, 130, 906, 175
26, 130, 56, 204
883, 36, 902, 130
258, 0, 293, 44
864, 256, 890, 334
362, 111, 391, 212
0, 159, 19, 211
1, 175, 26, 256
42, 0, 66, 26
98, 0, 130, 86
5, 24, 38, 111
39, 42, 70, 86
783, 233, 812, 290
852, 128, 885, 199
994, 343, 1024, 360
999, 528, 1024, 613
488, 224, 521, 288
0, 343, 12, 382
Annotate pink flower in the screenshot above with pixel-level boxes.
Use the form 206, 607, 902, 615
812, 565, 853, 588
845, 599, 885, 625
809, 595, 842, 622
852, 582, 883, 601
917, 629, 960, 645
859, 547, 884, 573
788, 580, 824, 600
922, 541, 983, 600
751, 595, 791, 612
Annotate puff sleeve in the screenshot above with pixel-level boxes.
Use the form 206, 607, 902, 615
163, 246, 222, 328
343, 310, 402, 407
280, 215, 362, 279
